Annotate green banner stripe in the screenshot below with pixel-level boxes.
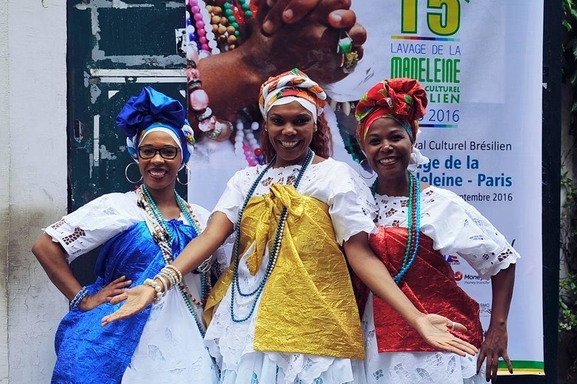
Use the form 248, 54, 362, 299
498, 360, 544, 370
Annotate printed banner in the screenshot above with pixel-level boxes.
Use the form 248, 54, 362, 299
186, 0, 544, 374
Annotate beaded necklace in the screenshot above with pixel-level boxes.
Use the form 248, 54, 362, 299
371, 171, 421, 284
230, 148, 314, 322
138, 185, 211, 336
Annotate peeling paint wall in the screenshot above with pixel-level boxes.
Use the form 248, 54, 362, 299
4, 1, 67, 382
0, 0, 9, 381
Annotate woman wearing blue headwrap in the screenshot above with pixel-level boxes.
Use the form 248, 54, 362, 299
32, 87, 219, 384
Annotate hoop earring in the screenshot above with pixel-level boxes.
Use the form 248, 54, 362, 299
125, 162, 143, 184
358, 159, 374, 180
177, 164, 190, 186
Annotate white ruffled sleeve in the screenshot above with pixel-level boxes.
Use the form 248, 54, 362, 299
326, 161, 378, 244
421, 187, 520, 279
44, 192, 142, 264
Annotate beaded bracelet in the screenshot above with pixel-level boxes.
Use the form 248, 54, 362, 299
155, 273, 170, 292
144, 278, 164, 304
159, 269, 179, 289
164, 265, 183, 282
69, 286, 88, 310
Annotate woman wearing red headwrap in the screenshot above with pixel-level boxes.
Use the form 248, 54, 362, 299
354, 78, 519, 383
103, 70, 479, 384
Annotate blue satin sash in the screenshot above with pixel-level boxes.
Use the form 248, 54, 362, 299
51, 219, 198, 384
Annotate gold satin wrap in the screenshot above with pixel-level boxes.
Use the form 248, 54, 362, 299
205, 184, 364, 359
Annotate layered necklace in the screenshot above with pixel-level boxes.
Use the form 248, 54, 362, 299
230, 148, 314, 322
371, 171, 421, 284
138, 185, 211, 336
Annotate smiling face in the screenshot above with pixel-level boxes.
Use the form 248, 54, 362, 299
137, 131, 182, 196
362, 117, 413, 184
264, 101, 316, 168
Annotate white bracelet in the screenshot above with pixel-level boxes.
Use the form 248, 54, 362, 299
163, 265, 183, 283
143, 278, 164, 304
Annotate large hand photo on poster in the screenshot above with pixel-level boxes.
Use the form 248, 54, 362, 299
185, 0, 544, 377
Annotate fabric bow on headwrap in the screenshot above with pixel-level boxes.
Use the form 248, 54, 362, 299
355, 78, 427, 147
116, 86, 195, 168
259, 68, 327, 120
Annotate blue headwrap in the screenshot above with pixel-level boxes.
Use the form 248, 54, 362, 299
116, 86, 195, 167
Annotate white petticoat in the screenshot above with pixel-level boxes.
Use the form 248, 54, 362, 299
359, 294, 487, 384
204, 246, 358, 384
122, 274, 219, 384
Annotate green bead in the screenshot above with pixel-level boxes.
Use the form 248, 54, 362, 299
232, 22, 239, 29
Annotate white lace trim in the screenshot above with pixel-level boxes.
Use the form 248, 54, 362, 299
374, 186, 519, 278
361, 294, 487, 384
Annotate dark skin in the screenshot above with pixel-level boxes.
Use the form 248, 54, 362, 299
191, 0, 366, 122
32, 234, 131, 311
365, 118, 516, 381
31, 132, 184, 312
102, 104, 478, 359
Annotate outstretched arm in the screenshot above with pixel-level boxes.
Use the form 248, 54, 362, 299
477, 263, 516, 381
101, 212, 234, 325
344, 232, 479, 357
32, 233, 131, 310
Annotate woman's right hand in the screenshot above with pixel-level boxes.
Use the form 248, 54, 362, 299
100, 284, 156, 326
413, 314, 479, 357
242, 0, 366, 85
78, 275, 132, 312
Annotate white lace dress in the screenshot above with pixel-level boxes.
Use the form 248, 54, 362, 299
359, 186, 520, 384
204, 158, 377, 384
44, 191, 220, 384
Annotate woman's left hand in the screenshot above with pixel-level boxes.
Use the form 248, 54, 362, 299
477, 323, 513, 381
413, 314, 479, 357
100, 284, 156, 326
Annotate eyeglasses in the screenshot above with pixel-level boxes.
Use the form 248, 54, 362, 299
138, 146, 179, 160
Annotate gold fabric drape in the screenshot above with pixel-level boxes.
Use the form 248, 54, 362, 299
205, 184, 364, 359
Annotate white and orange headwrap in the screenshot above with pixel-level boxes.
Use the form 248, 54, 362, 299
258, 68, 327, 120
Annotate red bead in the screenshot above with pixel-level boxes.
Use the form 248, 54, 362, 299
254, 148, 262, 156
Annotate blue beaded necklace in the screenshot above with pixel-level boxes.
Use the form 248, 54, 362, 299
371, 171, 421, 284
139, 185, 210, 336
230, 148, 314, 322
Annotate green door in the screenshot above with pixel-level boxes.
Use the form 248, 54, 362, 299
68, 0, 186, 283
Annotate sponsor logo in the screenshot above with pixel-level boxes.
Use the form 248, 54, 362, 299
445, 254, 460, 264
454, 271, 463, 281
462, 273, 490, 285
479, 302, 492, 314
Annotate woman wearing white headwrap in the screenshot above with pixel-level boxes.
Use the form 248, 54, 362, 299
103, 70, 478, 384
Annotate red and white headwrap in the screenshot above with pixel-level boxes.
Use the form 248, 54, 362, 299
355, 78, 427, 148
355, 78, 429, 171
259, 68, 327, 120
